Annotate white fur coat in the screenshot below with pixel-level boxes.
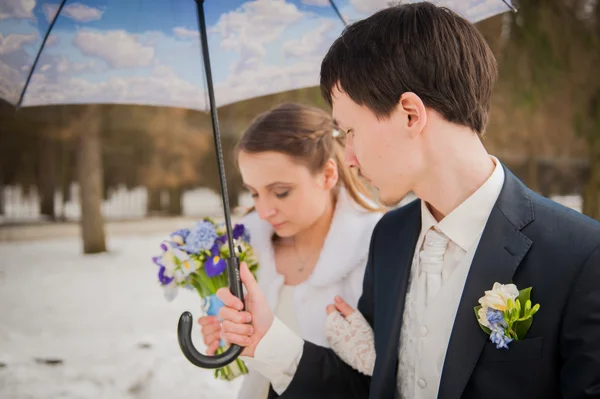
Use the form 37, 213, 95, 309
237, 188, 383, 398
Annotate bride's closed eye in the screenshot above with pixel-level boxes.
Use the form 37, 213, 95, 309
275, 190, 290, 199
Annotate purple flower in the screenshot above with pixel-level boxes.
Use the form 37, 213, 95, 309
158, 266, 174, 285
152, 256, 164, 267
233, 224, 245, 240
182, 221, 218, 254
205, 243, 227, 277
234, 224, 251, 242
216, 235, 227, 245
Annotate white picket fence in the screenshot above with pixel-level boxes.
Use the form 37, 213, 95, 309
0, 184, 254, 224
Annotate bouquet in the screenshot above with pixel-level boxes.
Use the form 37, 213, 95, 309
152, 217, 259, 380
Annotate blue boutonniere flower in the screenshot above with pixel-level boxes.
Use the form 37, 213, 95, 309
474, 283, 540, 349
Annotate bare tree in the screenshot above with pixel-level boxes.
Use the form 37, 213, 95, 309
76, 105, 106, 253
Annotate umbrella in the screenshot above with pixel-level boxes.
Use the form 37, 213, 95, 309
0, 0, 516, 370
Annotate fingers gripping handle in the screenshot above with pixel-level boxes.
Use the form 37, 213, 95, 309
177, 256, 246, 369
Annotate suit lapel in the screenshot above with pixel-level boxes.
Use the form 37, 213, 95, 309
374, 201, 422, 397
437, 168, 534, 399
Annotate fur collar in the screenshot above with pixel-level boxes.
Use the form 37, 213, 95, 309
241, 188, 382, 290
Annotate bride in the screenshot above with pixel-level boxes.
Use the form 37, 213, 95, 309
197, 102, 385, 398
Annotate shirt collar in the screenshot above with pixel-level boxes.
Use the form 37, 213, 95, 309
420, 156, 505, 251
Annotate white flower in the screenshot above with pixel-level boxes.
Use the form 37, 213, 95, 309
478, 306, 491, 328
478, 282, 519, 312
172, 235, 185, 246
162, 250, 177, 277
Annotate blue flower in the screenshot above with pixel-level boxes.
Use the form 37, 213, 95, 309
486, 309, 506, 327
489, 327, 513, 349
170, 228, 191, 245
182, 221, 218, 254
205, 243, 227, 277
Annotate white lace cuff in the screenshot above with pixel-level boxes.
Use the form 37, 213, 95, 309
325, 310, 376, 376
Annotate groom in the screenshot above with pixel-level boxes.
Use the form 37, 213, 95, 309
216, 3, 600, 398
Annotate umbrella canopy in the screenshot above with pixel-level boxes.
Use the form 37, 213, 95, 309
0, 0, 514, 110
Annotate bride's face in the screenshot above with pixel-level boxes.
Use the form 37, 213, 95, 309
238, 150, 337, 237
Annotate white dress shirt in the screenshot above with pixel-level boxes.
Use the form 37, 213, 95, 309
397, 156, 505, 398
245, 156, 505, 397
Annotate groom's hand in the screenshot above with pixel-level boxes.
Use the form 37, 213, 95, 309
216, 261, 273, 358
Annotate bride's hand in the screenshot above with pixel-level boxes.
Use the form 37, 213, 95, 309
197, 316, 222, 355
325, 296, 376, 376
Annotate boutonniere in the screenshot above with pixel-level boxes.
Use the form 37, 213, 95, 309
474, 283, 540, 349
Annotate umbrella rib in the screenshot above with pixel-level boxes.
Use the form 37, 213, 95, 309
328, 0, 348, 26
501, 0, 518, 12
17, 0, 69, 108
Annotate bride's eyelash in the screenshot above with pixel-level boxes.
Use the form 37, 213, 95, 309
275, 190, 290, 199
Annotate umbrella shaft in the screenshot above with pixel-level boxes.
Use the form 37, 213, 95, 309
195, 0, 235, 254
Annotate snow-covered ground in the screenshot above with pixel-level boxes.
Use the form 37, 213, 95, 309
0, 234, 244, 399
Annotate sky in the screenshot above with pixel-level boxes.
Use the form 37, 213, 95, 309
0, 0, 513, 111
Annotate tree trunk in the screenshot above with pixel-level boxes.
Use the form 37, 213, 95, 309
583, 153, 600, 220
147, 187, 163, 215
168, 187, 183, 216
59, 141, 71, 221
0, 170, 4, 216
39, 135, 56, 220
77, 107, 106, 254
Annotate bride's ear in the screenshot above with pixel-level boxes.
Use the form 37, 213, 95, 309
323, 158, 339, 190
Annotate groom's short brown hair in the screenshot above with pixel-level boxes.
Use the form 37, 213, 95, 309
320, 2, 498, 135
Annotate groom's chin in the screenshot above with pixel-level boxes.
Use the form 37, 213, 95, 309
379, 190, 411, 208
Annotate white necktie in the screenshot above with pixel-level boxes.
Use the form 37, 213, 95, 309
419, 228, 449, 304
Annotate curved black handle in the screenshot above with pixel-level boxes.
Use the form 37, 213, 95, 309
177, 256, 246, 369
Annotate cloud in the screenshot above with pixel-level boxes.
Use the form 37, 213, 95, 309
213, 56, 322, 107
0, 0, 35, 20
301, 0, 330, 5
348, 0, 392, 15
282, 18, 337, 58
45, 34, 58, 47
173, 27, 199, 39
20, 63, 205, 110
0, 59, 25, 104
211, 0, 305, 74
0, 33, 37, 55
43, 2, 104, 23
73, 30, 154, 68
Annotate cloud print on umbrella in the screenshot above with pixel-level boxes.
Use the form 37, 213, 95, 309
0, 0, 513, 110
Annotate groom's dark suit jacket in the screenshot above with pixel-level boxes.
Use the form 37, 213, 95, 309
269, 166, 600, 399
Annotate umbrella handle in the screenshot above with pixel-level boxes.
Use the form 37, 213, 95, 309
177, 256, 246, 368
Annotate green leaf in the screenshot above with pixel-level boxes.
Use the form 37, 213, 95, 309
474, 306, 492, 335
517, 287, 532, 316
513, 317, 533, 341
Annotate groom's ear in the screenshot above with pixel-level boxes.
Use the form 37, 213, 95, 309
398, 92, 427, 138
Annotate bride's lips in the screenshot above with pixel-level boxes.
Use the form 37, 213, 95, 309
271, 221, 286, 229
